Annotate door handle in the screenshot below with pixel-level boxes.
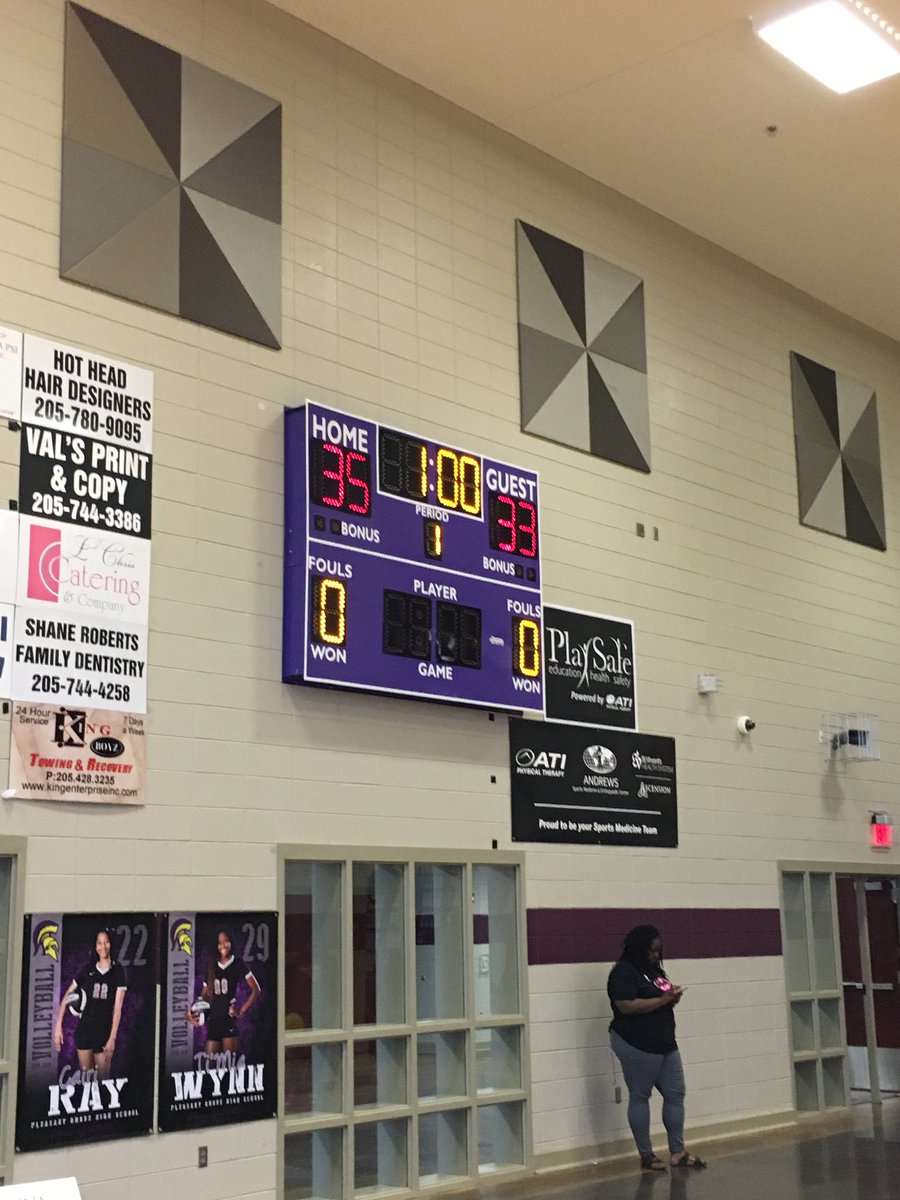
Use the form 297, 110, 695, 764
871, 982, 894, 991
842, 981, 864, 989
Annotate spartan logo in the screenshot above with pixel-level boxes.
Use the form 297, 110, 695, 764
171, 919, 193, 956
54, 708, 86, 748
33, 920, 60, 961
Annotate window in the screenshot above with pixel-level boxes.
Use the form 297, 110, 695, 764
0, 842, 25, 1180
281, 849, 528, 1197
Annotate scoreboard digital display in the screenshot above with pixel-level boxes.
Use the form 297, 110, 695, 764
283, 403, 543, 712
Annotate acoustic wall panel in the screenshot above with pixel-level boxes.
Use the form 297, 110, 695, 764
516, 220, 650, 472
791, 352, 885, 550
61, 3, 282, 349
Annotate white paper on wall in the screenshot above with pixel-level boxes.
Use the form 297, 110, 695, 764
0, 326, 23, 422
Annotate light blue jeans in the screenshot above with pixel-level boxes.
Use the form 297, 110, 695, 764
610, 1030, 686, 1157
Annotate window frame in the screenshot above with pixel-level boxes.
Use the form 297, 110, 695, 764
0, 837, 26, 1183
278, 845, 531, 1198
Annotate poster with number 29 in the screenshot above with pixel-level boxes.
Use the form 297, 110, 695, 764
159, 911, 278, 1131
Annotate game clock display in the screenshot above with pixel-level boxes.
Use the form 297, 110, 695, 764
283, 402, 544, 712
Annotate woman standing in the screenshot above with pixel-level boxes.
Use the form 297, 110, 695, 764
54, 927, 127, 1079
607, 925, 706, 1172
188, 928, 261, 1055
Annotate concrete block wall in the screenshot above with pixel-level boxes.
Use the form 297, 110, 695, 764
0, 0, 897, 1191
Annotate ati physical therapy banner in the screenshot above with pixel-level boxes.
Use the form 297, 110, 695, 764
509, 717, 677, 848
16, 913, 157, 1151
159, 912, 278, 1132
543, 605, 637, 730
8, 704, 146, 805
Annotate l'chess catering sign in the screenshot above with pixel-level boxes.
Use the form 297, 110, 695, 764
8, 705, 146, 805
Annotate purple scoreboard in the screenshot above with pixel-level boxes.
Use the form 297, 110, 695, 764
283, 403, 543, 712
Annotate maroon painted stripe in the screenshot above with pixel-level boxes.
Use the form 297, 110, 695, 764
527, 908, 782, 964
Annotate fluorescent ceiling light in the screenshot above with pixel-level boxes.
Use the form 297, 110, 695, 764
755, 1, 900, 93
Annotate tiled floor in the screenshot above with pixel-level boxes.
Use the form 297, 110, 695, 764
466, 1101, 900, 1200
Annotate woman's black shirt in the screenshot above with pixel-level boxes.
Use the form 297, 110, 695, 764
607, 960, 677, 1054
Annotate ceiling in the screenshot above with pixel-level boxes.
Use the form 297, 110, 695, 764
271, 0, 900, 345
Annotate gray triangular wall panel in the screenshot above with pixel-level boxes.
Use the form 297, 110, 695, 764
60, 139, 176, 274
73, 3, 182, 175
802, 457, 846, 538
180, 57, 280, 180
797, 437, 841, 524
515, 222, 584, 347
841, 395, 881, 467
587, 357, 649, 473
516, 219, 650, 471
61, 4, 282, 348
184, 108, 282, 223
67, 187, 180, 315
184, 188, 281, 344
588, 283, 647, 374
523, 357, 591, 451
64, 5, 174, 179
521, 221, 586, 344
790, 350, 885, 550
179, 191, 279, 348
584, 257, 643, 350
518, 325, 586, 428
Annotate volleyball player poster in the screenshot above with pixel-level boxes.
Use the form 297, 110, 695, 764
159, 911, 278, 1132
16, 912, 157, 1151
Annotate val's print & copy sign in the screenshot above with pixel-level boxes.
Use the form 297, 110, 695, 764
509, 717, 677, 848
159, 912, 278, 1132
543, 605, 637, 730
16, 912, 157, 1151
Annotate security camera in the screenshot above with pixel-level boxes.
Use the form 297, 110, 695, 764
737, 716, 756, 735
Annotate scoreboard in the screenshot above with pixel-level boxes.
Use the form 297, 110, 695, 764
283, 403, 543, 712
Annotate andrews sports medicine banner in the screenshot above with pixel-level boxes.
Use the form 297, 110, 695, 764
543, 605, 637, 730
16, 912, 157, 1151
509, 717, 677, 848
159, 911, 278, 1132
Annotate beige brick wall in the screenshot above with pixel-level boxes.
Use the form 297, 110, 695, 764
0, 0, 898, 1191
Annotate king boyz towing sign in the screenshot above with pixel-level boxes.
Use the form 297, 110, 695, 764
509, 717, 677, 847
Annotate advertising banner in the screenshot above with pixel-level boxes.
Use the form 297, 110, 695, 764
16, 517, 151, 624
543, 605, 637, 730
509, 717, 677, 847
0, 507, 18, 605
16, 912, 157, 1151
18, 425, 151, 539
8, 704, 146, 805
10, 608, 147, 713
21, 335, 153, 451
0, 604, 12, 699
0, 325, 23, 422
159, 911, 278, 1132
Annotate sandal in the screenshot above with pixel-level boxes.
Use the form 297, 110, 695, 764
640, 1154, 667, 1172
670, 1152, 707, 1169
